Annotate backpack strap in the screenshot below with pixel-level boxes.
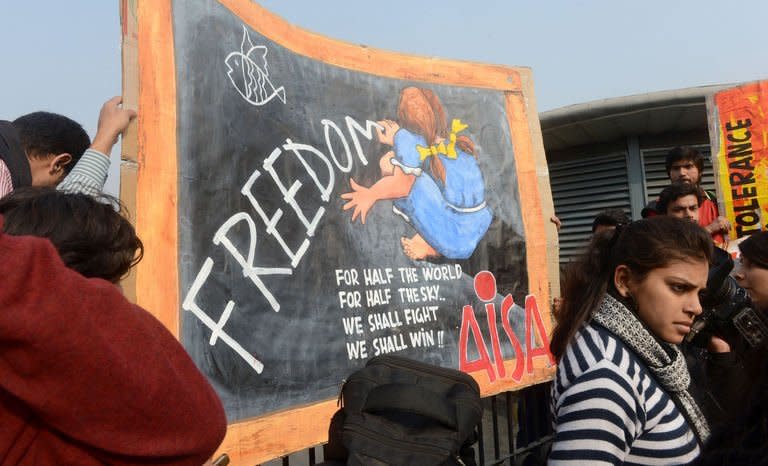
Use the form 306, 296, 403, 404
0, 121, 31, 190
363, 383, 457, 430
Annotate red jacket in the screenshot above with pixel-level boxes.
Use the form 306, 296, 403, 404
644, 197, 725, 247
0, 219, 226, 465
699, 198, 725, 247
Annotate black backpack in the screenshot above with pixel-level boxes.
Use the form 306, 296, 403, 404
0, 121, 31, 190
325, 355, 482, 466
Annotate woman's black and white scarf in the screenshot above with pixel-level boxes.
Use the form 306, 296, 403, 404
592, 294, 711, 444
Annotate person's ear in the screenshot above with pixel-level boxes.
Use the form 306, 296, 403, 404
49, 153, 72, 175
613, 265, 633, 298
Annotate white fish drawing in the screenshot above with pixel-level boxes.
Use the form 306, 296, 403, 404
225, 26, 286, 106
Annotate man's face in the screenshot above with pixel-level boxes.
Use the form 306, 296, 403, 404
666, 194, 700, 223
735, 257, 768, 313
669, 160, 701, 184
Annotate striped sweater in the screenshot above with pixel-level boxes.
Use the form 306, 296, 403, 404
550, 323, 700, 465
58, 149, 111, 195
0, 149, 109, 199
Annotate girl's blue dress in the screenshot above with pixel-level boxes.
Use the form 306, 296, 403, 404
390, 128, 492, 259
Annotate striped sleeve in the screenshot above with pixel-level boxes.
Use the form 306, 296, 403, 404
550, 324, 700, 465
550, 360, 639, 464
57, 149, 110, 195
0, 159, 13, 199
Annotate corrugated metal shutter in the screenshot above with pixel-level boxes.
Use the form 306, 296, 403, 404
642, 145, 715, 202
549, 152, 632, 263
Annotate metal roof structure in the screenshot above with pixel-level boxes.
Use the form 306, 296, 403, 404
538, 83, 742, 262
539, 84, 737, 152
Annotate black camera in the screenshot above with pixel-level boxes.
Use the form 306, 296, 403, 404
685, 247, 768, 349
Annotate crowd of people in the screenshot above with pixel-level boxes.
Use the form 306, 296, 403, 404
548, 146, 768, 464
0, 99, 227, 465
1, 88, 767, 466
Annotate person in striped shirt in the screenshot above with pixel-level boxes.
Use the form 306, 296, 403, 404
0, 96, 135, 198
549, 216, 712, 465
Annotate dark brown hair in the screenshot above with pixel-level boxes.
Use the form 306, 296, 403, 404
551, 216, 713, 359
0, 187, 143, 283
657, 181, 703, 215
397, 87, 475, 184
591, 209, 630, 233
665, 146, 705, 180
739, 231, 768, 270
12, 112, 90, 175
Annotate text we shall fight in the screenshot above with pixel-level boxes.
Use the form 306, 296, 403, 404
336, 265, 462, 360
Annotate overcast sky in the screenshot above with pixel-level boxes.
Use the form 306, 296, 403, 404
1, 1, 766, 194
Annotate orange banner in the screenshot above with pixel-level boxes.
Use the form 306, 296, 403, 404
713, 80, 768, 245
123, 0, 555, 463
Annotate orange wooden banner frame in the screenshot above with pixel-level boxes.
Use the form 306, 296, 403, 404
121, 0, 558, 463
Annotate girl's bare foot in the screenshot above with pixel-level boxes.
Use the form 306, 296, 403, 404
401, 234, 439, 260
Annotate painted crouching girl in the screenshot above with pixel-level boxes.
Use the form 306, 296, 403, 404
341, 86, 492, 260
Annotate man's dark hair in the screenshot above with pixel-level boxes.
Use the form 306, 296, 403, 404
12, 112, 90, 174
657, 181, 703, 215
591, 209, 631, 233
665, 146, 705, 178
739, 230, 768, 270
0, 187, 142, 283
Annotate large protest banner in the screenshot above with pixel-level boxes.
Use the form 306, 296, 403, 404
708, 80, 768, 246
121, 0, 558, 463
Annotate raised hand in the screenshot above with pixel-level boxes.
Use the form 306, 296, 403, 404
706, 216, 731, 234
341, 178, 378, 224
91, 96, 137, 156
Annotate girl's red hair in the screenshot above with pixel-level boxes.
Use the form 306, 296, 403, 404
396, 87, 475, 184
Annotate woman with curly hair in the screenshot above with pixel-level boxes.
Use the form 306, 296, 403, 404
0, 186, 142, 283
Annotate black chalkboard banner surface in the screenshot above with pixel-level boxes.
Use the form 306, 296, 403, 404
121, 0, 558, 463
